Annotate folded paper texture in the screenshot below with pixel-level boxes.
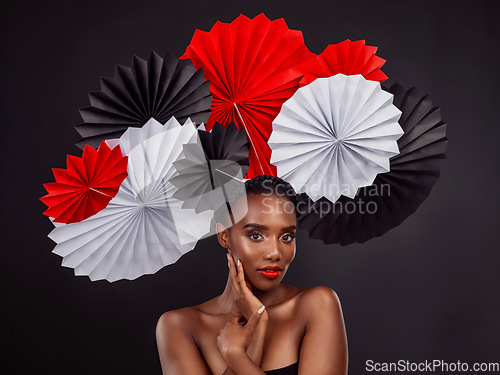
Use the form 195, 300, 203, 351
181, 13, 316, 178
270, 74, 404, 204
296, 83, 447, 245
300, 39, 388, 87
40, 141, 128, 224
48, 117, 213, 282
170, 121, 250, 214
76, 51, 212, 149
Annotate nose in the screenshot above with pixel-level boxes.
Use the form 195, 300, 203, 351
264, 239, 281, 261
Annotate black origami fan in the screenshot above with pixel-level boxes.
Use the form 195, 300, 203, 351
169, 121, 250, 213
76, 51, 212, 149
297, 82, 448, 245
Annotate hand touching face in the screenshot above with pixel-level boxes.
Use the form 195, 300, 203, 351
227, 253, 267, 321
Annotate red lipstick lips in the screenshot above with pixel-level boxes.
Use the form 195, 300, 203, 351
258, 266, 283, 279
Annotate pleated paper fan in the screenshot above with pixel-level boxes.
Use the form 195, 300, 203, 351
40, 141, 128, 224
269, 74, 404, 203
169, 121, 249, 213
117, 116, 181, 153
76, 51, 212, 149
181, 13, 316, 178
297, 82, 448, 245
48, 117, 213, 282
300, 39, 388, 87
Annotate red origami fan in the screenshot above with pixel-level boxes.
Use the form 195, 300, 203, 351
300, 39, 388, 87
181, 13, 316, 178
40, 141, 128, 224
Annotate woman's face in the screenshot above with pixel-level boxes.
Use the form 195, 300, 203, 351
217, 192, 297, 292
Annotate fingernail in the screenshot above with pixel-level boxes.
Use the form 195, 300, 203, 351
237, 259, 241, 267
258, 305, 265, 314
228, 261, 230, 269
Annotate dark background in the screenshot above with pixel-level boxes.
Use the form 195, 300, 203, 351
1, 0, 499, 374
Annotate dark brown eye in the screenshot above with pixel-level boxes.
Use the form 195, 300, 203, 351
282, 234, 295, 242
246, 232, 263, 241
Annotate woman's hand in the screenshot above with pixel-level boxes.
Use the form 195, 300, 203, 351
217, 307, 265, 360
227, 254, 268, 322
227, 254, 269, 366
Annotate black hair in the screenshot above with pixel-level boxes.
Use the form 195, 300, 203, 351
211, 175, 299, 232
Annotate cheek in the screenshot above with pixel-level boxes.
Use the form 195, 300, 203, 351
236, 242, 261, 264
227, 233, 253, 260
285, 246, 296, 264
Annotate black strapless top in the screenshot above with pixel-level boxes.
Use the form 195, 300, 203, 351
264, 361, 299, 374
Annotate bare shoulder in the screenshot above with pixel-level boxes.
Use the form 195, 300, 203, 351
293, 288, 348, 373
156, 306, 213, 375
156, 306, 201, 339
295, 286, 343, 318
299, 285, 340, 302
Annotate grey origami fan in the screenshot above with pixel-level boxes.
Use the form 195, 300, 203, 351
169, 121, 250, 214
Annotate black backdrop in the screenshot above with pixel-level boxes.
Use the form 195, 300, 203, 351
1, 0, 499, 374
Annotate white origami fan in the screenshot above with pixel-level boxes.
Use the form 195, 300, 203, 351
48, 117, 213, 282
269, 74, 404, 203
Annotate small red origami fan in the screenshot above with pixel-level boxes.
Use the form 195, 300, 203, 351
300, 39, 388, 87
181, 13, 316, 178
40, 141, 128, 224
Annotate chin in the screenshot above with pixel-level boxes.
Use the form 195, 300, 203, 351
249, 274, 285, 292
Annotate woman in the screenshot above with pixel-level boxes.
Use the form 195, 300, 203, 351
156, 175, 348, 374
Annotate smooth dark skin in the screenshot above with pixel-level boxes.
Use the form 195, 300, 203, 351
156, 193, 348, 374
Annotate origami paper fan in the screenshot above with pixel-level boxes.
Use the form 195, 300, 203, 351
300, 39, 388, 87
169, 121, 249, 213
117, 116, 180, 152
76, 51, 212, 149
269, 74, 404, 203
181, 13, 316, 178
48, 117, 213, 282
297, 83, 448, 245
40, 141, 128, 224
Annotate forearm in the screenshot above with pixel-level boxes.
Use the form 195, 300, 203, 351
246, 314, 268, 366
225, 349, 266, 375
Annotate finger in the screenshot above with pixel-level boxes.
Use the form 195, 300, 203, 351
244, 306, 265, 333
230, 256, 241, 294
231, 314, 244, 323
227, 254, 240, 294
236, 259, 249, 291
237, 260, 254, 294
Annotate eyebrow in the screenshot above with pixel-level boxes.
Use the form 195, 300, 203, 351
242, 223, 296, 231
